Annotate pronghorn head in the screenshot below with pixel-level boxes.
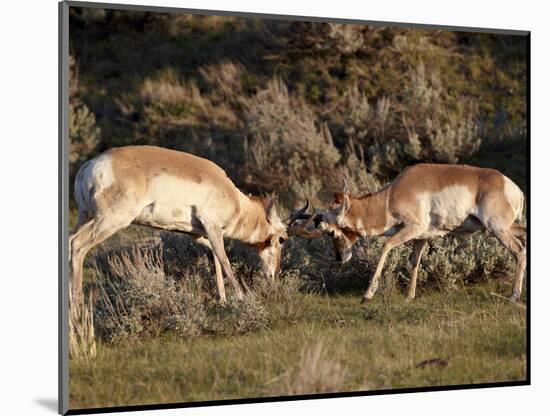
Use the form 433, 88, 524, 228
253, 196, 288, 281
322, 193, 359, 264
288, 194, 359, 264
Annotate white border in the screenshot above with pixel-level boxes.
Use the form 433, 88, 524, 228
2, 1, 548, 415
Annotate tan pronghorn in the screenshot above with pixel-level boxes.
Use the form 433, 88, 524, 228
70, 145, 289, 305
290, 164, 526, 303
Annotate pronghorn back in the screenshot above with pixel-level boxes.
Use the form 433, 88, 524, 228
388, 164, 524, 230
74, 146, 248, 233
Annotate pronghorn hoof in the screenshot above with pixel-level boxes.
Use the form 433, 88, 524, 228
510, 294, 520, 303
404, 297, 414, 304
360, 296, 371, 305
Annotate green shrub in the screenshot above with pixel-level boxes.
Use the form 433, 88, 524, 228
282, 230, 516, 298
208, 295, 269, 335
245, 78, 341, 205
69, 103, 101, 165
69, 55, 100, 170
279, 21, 378, 56
92, 247, 207, 343
91, 236, 277, 342
344, 61, 481, 177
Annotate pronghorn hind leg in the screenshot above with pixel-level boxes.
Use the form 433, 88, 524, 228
406, 239, 427, 301
478, 192, 527, 301
69, 209, 93, 262
70, 216, 131, 305
194, 236, 227, 304
71, 208, 91, 235
69, 218, 96, 303
362, 224, 425, 304
200, 220, 244, 300
511, 223, 526, 247
477, 192, 526, 301
510, 224, 527, 299
490, 227, 526, 301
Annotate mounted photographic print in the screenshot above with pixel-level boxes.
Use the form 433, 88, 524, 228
59, 1, 530, 414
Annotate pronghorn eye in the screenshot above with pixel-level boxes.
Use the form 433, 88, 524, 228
279, 236, 286, 244
329, 230, 335, 237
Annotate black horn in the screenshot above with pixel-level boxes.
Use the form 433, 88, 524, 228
288, 200, 311, 225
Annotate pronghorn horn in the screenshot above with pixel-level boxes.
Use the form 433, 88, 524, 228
342, 177, 351, 194
288, 205, 326, 239
287, 200, 310, 226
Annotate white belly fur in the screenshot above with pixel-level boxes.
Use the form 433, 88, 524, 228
416, 185, 476, 239
134, 174, 235, 233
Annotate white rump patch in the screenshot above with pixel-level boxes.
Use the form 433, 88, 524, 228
503, 176, 523, 219
89, 154, 115, 191
74, 153, 115, 213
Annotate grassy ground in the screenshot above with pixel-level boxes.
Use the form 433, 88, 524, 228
69, 281, 526, 410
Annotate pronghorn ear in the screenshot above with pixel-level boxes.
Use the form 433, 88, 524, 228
264, 197, 278, 223
343, 194, 350, 212
336, 194, 350, 223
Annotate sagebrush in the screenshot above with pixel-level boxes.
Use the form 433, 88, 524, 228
69, 12, 526, 212
85, 223, 519, 345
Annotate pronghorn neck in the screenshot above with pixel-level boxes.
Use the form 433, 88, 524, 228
226, 192, 272, 244
344, 187, 392, 236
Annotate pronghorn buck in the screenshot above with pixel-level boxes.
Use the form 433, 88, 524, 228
70, 145, 289, 305
290, 164, 526, 304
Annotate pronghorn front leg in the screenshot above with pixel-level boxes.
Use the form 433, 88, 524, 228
362, 224, 424, 304
194, 236, 227, 304
200, 220, 244, 300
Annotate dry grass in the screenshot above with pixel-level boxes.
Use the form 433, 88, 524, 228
69, 284, 96, 361
69, 283, 526, 408
138, 68, 240, 128
283, 342, 347, 395
199, 60, 245, 103
140, 70, 201, 107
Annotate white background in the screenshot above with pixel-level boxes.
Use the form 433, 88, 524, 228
1, 0, 548, 414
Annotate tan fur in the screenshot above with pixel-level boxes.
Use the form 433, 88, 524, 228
70, 146, 287, 306
324, 163, 526, 303
110, 145, 225, 185
227, 197, 272, 244
108, 146, 241, 224
335, 188, 391, 236
388, 164, 510, 223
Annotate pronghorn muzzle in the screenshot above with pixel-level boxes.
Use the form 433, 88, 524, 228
288, 200, 355, 264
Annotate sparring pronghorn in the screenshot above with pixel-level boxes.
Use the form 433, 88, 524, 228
70, 145, 289, 305
290, 164, 526, 304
